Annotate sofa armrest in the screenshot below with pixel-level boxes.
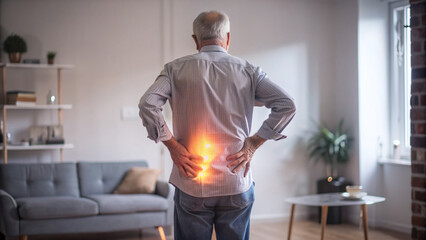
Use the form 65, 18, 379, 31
0, 189, 19, 236
155, 181, 169, 198
155, 181, 174, 227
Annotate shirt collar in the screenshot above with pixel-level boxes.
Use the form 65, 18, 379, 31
200, 45, 227, 53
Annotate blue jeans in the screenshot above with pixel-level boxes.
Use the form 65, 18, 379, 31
173, 185, 255, 240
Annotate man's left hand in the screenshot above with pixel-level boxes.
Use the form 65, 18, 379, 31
226, 134, 266, 177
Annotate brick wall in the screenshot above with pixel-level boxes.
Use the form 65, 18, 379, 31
410, 0, 426, 239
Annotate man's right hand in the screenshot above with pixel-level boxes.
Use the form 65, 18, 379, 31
162, 137, 203, 178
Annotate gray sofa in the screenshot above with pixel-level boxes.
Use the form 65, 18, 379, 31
0, 161, 173, 239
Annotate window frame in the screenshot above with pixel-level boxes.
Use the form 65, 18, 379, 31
389, 0, 411, 160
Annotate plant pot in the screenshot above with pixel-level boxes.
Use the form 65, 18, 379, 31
48, 58, 54, 65
317, 177, 352, 224
8, 52, 22, 63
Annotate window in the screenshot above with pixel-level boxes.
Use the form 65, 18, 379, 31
390, 1, 411, 159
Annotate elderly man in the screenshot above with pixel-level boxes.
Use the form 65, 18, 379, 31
139, 10, 296, 240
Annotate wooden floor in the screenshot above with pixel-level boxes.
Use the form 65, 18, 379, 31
21, 220, 410, 240
250, 220, 410, 240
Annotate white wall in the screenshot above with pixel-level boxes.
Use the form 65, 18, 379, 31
333, 0, 362, 223
358, 0, 411, 233
335, 0, 359, 185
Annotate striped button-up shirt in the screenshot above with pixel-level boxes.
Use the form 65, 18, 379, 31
139, 45, 296, 197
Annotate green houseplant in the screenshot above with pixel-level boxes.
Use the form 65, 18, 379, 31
47, 51, 56, 65
307, 119, 353, 224
307, 120, 352, 178
3, 34, 27, 63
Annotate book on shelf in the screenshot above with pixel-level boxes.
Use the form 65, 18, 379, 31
6, 91, 36, 105
7, 96, 36, 102
6, 91, 36, 98
7, 97, 36, 102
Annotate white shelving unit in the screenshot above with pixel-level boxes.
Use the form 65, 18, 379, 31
2, 104, 72, 110
0, 144, 74, 150
2, 63, 74, 69
1, 63, 74, 163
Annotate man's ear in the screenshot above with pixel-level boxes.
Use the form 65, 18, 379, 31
192, 35, 200, 51
226, 32, 231, 51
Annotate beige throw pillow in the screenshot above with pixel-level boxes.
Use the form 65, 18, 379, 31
114, 167, 161, 194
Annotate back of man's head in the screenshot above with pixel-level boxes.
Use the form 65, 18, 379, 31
193, 10, 230, 45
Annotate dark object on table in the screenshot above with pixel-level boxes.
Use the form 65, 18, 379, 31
46, 139, 65, 144
23, 59, 40, 64
317, 177, 352, 224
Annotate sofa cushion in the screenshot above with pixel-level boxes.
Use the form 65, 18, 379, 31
17, 196, 98, 220
0, 163, 79, 198
78, 161, 148, 196
85, 194, 168, 215
114, 167, 161, 194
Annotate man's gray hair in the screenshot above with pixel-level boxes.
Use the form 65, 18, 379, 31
193, 10, 230, 45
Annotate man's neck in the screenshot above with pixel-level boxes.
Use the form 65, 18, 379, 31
199, 39, 228, 51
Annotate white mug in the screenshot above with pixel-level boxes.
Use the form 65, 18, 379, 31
346, 185, 363, 197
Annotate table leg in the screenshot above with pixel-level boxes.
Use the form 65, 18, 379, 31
157, 226, 166, 240
287, 204, 296, 240
321, 205, 328, 240
361, 204, 369, 240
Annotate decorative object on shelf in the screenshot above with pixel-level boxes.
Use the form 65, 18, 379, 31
307, 119, 353, 224
6, 91, 36, 106
23, 59, 40, 64
0, 121, 10, 144
6, 133, 11, 144
9, 138, 30, 146
29, 126, 48, 145
46, 125, 64, 144
47, 51, 56, 65
3, 34, 27, 63
29, 125, 64, 145
46, 90, 56, 104
19, 139, 30, 146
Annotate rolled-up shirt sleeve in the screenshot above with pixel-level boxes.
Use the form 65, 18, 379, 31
138, 68, 173, 143
254, 68, 296, 140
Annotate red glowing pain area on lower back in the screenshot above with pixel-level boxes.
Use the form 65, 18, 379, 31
189, 137, 218, 181
197, 143, 212, 178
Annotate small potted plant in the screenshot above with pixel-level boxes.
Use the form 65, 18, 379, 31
47, 51, 56, 65
3, 34, 27, 63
